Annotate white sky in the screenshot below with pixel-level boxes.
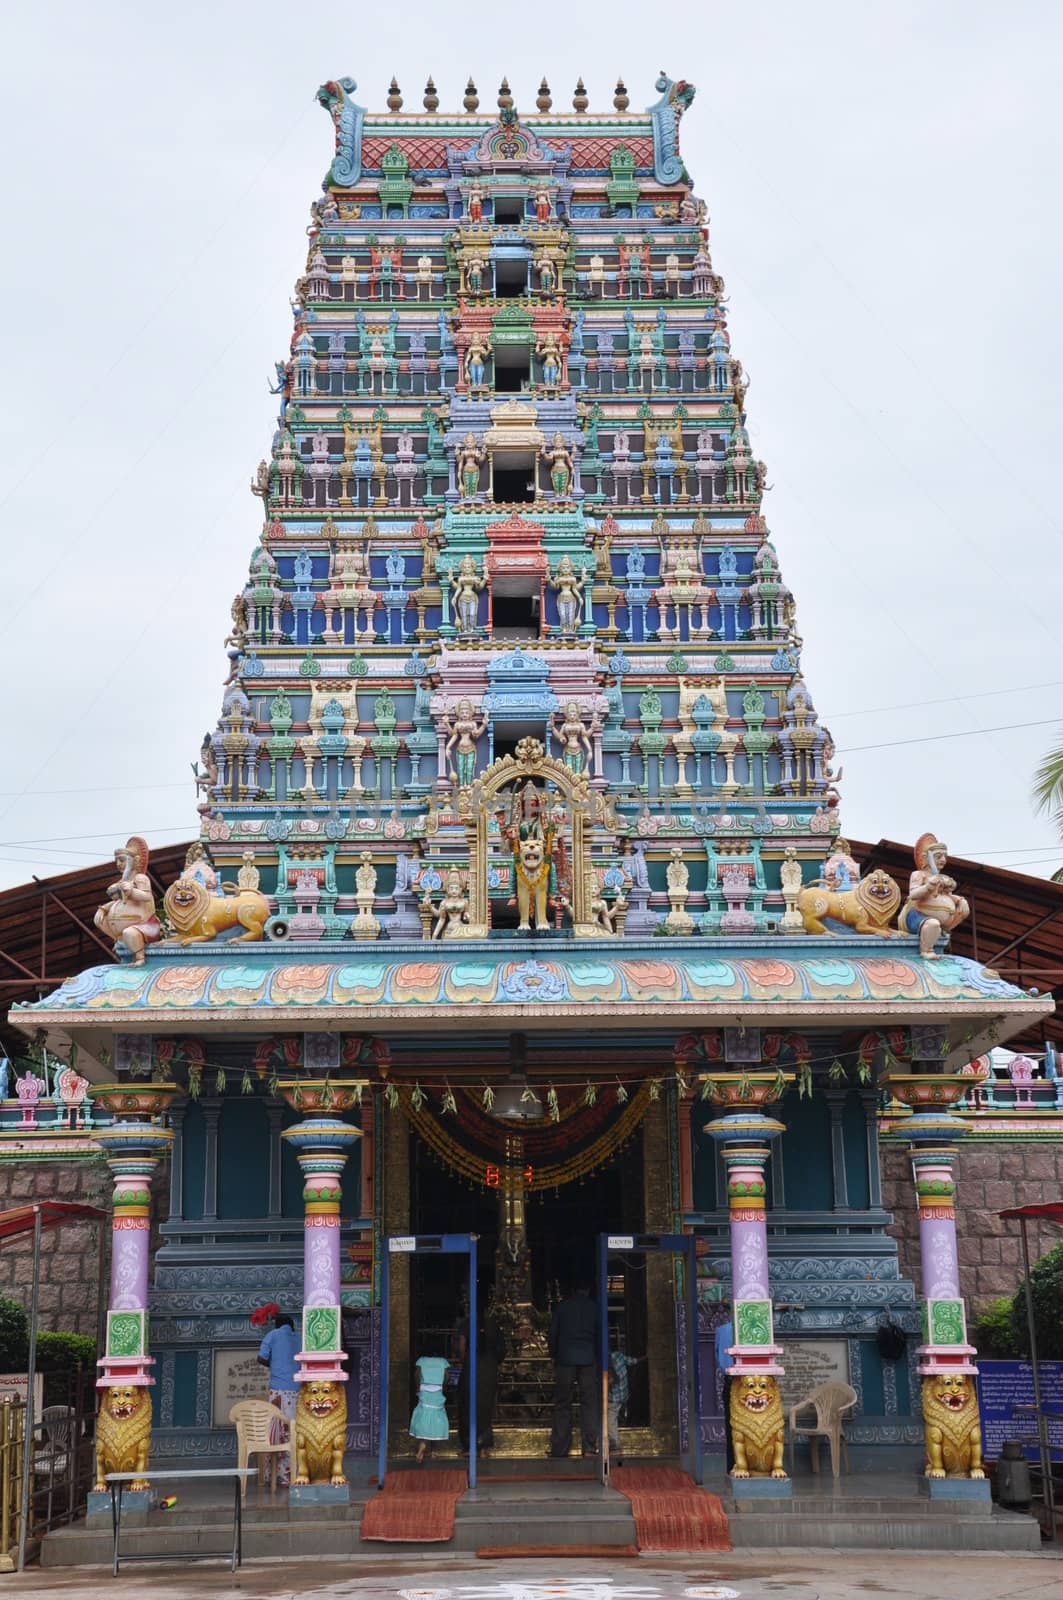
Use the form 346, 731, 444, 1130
0, 0, 1061, 890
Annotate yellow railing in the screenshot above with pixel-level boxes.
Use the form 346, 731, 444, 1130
0, 1397, 25, 1573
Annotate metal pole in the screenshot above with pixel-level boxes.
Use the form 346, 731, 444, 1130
377, 1242, 390, 1489
687, 1237, 703, 1486
1020, 1216, 1055, 1537
17, 1207, 42, 1572
598, 1234, 610, 1486
467, 1250, 477, 1490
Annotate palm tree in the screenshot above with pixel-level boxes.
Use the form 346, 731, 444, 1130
1032, 740, 1063, 883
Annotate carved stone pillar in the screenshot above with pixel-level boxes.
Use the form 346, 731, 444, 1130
279, 1081, 362, 1501
201, 1100, 221, 1222
87, 1083, 179, 1510
825, 1089, 850, 1210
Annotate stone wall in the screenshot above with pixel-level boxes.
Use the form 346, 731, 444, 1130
881, 1140, 1063, 1316
0, 1158, 169, 1340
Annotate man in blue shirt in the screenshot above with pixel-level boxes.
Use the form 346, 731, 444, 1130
257, 1313, 300, 1485
715, 1316, 734, 1471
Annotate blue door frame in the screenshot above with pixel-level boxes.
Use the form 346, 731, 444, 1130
597, 1231, 702, 1486
378, 1233, 478, 1487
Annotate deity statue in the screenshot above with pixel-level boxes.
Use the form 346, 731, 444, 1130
429, 869, 470, 940
502, 811, 555, 934
822, 837, 859, 893
467, 179, 484, 222
536, 247, 556, 294
182, 841, 218, 892
552, 702, 592, 774
779, 845, 804, 932
456, 433, 485, 498
535, 185, 551, 222
549, 553, 583, 633
465, 252, 487, 295
464, 331, 489, 390
663, 846, 695, 935
352, 850, 381, 941
445, 698, 488, 788
898, 834, 970, 959
452, 552, 486, 632
537, 331, 563, 391
93, 837, 160, 967
540, 432, 574, 498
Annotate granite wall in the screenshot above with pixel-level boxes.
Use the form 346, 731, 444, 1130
881, 1140, 1063, 1316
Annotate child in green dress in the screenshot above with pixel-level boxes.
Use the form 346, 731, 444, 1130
410, 1353, 451, 1463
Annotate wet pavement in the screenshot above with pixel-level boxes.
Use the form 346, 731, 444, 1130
11, 1551, 1063, 1600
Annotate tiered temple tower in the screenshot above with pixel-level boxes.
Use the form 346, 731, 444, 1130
13, 73, 1049, 1495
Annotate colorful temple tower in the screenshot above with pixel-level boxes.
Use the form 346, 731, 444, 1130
11, 73, 1050, 1498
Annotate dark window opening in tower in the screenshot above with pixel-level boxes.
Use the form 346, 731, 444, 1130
492, 466, 536, 503
494, 345, 531, 394
494, 258, 527, 299
492, 587, 540, 640
492, 196, 524, 224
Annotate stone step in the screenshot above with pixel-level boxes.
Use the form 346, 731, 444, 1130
727, 1505, 1041, 1552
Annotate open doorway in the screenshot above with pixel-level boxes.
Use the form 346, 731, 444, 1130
491, 578, 540, 640
495, 257, 528, 299
494, 345, 532, 396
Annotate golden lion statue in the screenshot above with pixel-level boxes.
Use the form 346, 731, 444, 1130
730, 1373, 787, 1478
294, 1380, 347, 1486
922, 1373, 984, 1478
94, 1385, 152, 1491
163, 876, 271, 946
797, 869, 901, 937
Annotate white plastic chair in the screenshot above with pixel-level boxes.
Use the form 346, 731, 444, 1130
228, 1400, 290, 1496
787, 1381, 857, 1477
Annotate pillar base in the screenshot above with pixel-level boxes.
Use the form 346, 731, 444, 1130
729, 1475, 793, 1500
919, 1474, 991, 1503
289, 1482, 351, 1507
86, 1488, 154, 1524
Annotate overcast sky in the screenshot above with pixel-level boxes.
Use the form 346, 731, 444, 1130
1, 1, 1061, 891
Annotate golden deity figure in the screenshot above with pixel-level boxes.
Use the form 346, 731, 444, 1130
293, 1381, 347, 1486
94, 1385, 152, 1492
922, 1373, 985, 1479
729, 1373, 787, 1479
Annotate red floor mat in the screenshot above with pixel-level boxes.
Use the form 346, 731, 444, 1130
360, 1469, 467, 1541
610, 1465, 732, 1552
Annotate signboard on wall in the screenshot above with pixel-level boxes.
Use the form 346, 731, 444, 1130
977, 1360, 1063, 1462
0, 1373, 43, 1422
779, 1340, 850, 1411
212, 1347, 269, 1427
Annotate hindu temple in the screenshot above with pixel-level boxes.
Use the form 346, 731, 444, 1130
7, 69, 1054, 1522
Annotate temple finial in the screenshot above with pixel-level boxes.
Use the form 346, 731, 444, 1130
387, 77, 403, 113
498, 77, 514, 111
613, 79, 629, 112
573, 78, 588, 114
536, 78, 552, 113
423, 77, 439, 113
463, 77, 479, 113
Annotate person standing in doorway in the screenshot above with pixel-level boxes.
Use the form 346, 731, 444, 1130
257, 1311, 299, 1486
410, 1352, 451, 1463
548, 1280, 599, 1458
715, 1314, 734, 1471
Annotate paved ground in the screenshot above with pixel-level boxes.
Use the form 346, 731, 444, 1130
11, 1551, 1063, 1600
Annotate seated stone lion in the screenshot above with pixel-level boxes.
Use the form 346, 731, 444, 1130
797, 869, 901, 937
730, 1373, 787, 1478
294, 1380, 347, 1486
163, 877, 271, 945
94, 1384, 152, 1492
922, 1373, 984, 1478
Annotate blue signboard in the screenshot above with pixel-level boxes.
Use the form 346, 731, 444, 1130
977, 1360, 1063, 1463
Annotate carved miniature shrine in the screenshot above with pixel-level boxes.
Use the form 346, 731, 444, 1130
9, 72, 1053, 1506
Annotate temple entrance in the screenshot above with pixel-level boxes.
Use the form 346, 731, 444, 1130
409, 1125, 653, 1449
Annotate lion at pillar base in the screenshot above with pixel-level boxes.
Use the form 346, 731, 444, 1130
294, 1380, 347, 1486
921, 1373, 984, 1478
730, 1373, 787, 1478
94, 1385, 152, 1491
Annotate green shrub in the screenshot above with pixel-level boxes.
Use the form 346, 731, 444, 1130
972, 1296, 1017, 1358
36, 1331, 97, 1407
1010, 1240, 1063, 1360
0, 1296, 28, 1370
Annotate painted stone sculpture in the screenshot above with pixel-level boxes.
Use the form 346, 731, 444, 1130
294, 1379, 348, 1486
797, 868, 901, 937
729, 1373, 787, 1478
921, 1373, 984, 1479
898, 834, 970, 958
94, 837, 160, 966
162, 873, 272, 945
509, 819, 554, 933
94, 1384, 152, 1491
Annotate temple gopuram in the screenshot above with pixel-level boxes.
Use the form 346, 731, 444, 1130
9, 71, 1054, 1515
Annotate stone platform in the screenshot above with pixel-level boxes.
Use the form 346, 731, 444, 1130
38, 1460, 1042, 1564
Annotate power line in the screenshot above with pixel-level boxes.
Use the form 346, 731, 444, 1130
839, 717, 1062, 755
824, 680, 1063, 721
